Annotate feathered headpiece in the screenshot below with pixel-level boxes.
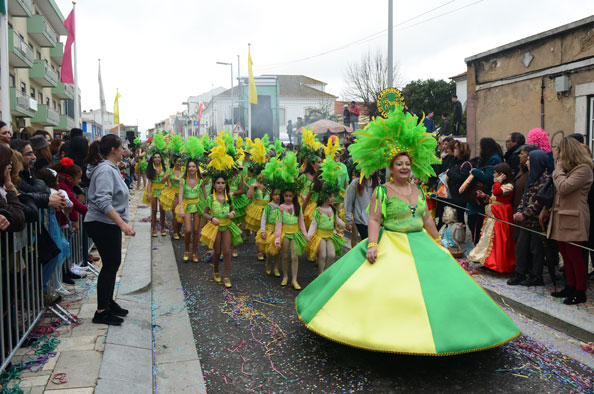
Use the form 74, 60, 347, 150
133, 137, 141, 146
348, 106, 440, 181
168, 134, 185, 159
183, 136, 206, 165
277, 151, 303, 194
317, 157, 343, 202
247, 137, 268, 175
149, 132, 168, 156
206, 134, 237, 180
298, 127, 321, 163
323, 137, 341, 160
273, 139, 285, 158
260, 156, 284, 192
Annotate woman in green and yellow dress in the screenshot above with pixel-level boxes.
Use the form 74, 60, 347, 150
296, 108, 520, 355
201, 176, 243, 288
144, 152, 169, 237
259, 190, 281, 276
229, 169, 248, 257
178, 159, 207, 262
160, 155, 185, 239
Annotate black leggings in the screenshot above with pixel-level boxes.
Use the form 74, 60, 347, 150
356, 223, 368, 240
86, 221, 122, 310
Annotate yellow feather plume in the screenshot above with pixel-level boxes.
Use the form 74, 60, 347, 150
323, 138, 341, 159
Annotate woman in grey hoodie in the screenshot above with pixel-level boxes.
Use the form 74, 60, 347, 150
85, 134, 136, 325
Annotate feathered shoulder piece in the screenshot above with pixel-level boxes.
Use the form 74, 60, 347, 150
298, 127, 321, 163
348, 106, 440, 181
149, 132, 168, 156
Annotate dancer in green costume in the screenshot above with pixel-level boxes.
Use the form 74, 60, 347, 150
296, 107, 521, 355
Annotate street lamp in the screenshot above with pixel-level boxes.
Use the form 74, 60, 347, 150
216, 61, 234, 127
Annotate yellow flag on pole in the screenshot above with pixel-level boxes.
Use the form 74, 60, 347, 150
248, 47, 258, 105
113, 91, 121, 124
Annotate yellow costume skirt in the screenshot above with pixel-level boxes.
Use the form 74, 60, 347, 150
245, 199, 268, 232
159, 185, 179, 211
256, 223, 275, 253
304, 201, 317, 229
175, 198, 206, 223
141, 182, 165, 205
200, 217, 243, 249
266, 223, 306, 257
306, 228, 346, 261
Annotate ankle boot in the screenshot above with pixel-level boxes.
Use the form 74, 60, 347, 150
563, 290, 587, 305
551, 286, 575, 298
506, 274, 525, 286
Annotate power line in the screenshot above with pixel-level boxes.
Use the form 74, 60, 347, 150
259, 0, 485, 70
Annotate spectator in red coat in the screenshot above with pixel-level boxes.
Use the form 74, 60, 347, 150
349, 101, 360, 130
51, 157, 88, 232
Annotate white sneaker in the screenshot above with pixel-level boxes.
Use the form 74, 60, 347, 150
56, 285, 72, 296
72, 264, 89, 272
71, 267, 88, 277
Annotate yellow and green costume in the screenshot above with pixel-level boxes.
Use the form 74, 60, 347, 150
256, 203, 280, 253
142, 169, 165, 205
301, 178, 318, 229
200, 195, 243, 249
159, 167, 184, 211
245, 186, 270, 232
269, 210, 307, 257
296, 185, 520, 355
176, 178, 206, 222
305, 208, 346, 261
230, 176, 249, 224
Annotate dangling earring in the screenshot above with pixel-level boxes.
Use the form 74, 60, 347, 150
224, 189, 228, 201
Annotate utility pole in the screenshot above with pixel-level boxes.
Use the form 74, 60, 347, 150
387, 0, 393, 88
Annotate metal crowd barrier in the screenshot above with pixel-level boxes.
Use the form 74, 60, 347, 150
0, 207, 91, 373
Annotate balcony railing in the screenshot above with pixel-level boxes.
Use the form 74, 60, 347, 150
9, 28, 34, 68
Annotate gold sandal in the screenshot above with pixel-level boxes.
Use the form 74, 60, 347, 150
183, 252, 189, 262
173, 233, 180, 240
223, 278, 232, 288
192, 254, 199, 263
213, 272, 221, 283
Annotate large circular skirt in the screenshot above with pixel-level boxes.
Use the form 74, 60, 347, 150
296, 229, 521, 355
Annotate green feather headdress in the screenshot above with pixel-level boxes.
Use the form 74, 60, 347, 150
273, 139, 285, 158
133, 137, 141, 146
149, 132, 168, 156
168, 134, 185, 159
277, 151, 303, 194
297, 127, 321, 164
182, 136, 206, 165
260, 156, 284, 192
348, 106, 440, 182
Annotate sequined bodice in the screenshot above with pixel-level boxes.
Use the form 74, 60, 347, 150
378, 185, 426, 233
208, 195, 230, 218
183, 179, 202, 199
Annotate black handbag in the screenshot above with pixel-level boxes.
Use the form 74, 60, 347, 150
536, 175, 554, 208
37, 225, 60, 265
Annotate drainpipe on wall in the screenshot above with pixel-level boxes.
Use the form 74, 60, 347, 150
540, 77, 545, 129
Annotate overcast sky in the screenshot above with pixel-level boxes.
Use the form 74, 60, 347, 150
54, 0, 594, 133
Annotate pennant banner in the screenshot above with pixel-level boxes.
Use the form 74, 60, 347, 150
60, 9, 75, 84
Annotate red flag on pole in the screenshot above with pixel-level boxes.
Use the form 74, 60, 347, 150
198, 103, 204, 129
60, 9, 75, 84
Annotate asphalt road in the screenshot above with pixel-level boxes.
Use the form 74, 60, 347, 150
172, 234, 594, 394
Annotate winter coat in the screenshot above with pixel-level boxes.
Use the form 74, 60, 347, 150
547, 164, 593, 242
516, 172, 549, 230
0, 189, 25, 232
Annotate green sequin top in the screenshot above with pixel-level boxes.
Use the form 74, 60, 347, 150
375, 185, 426, 233
168, 168, 184, 188
313, 208, 336, 231
264, 204, 280, 225
254, 186, 269, 201
152, 168, 164, 183
302, 178, 319, 200
207, 195, 231, 219
280, 210, 298, 225
183, 179, 203, 199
